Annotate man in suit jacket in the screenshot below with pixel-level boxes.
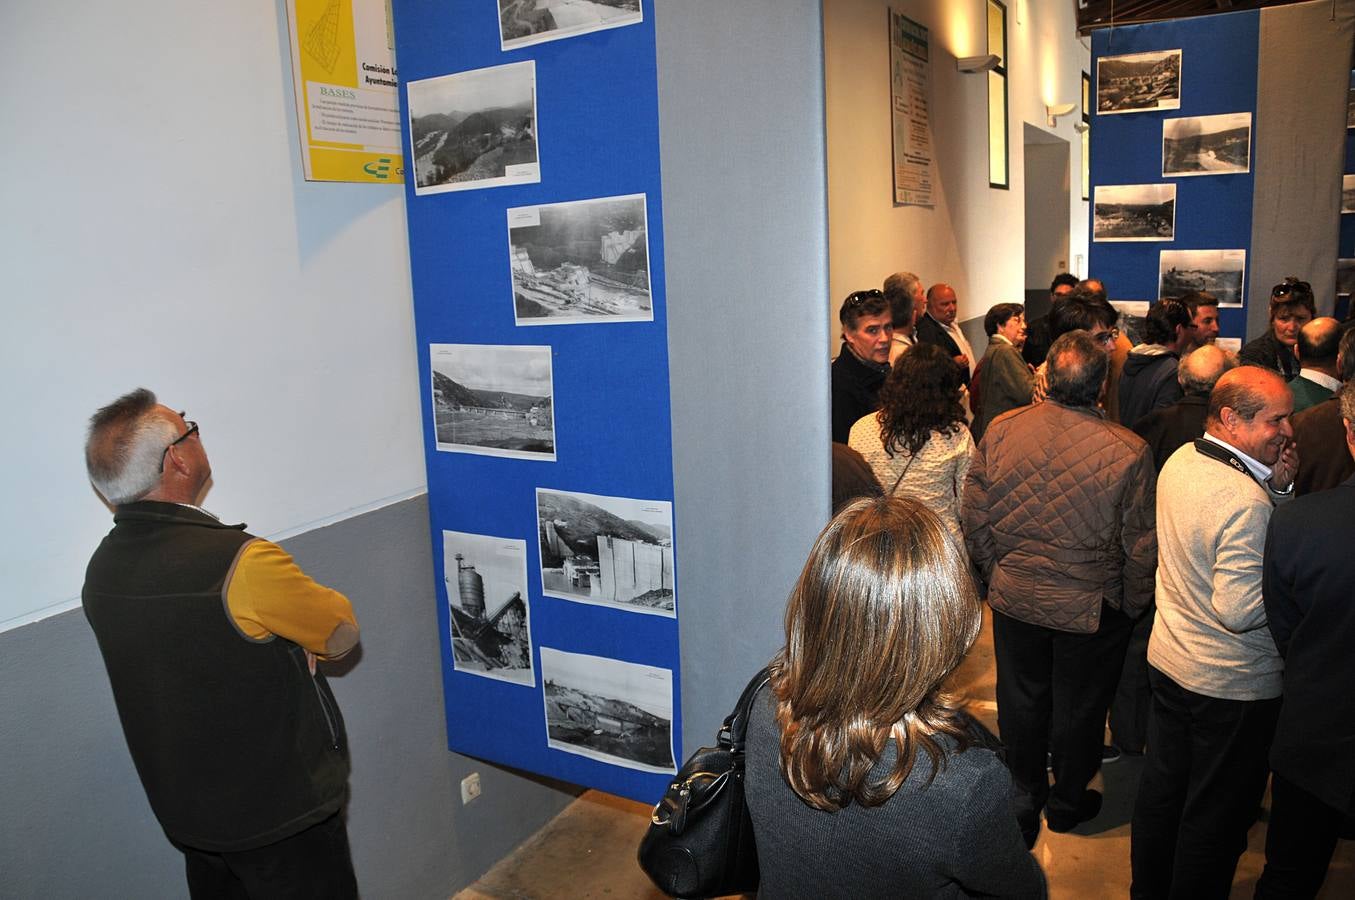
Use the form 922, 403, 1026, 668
915, 283, 976, 388
1292, 327, 1355, 495
1289, 317, 1342, 413
1255, 380, 1355, 897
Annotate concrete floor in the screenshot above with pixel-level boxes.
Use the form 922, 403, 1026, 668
456, 610, 1355, 899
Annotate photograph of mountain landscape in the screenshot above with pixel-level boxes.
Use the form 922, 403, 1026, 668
1094, 184, 1176, 241
430, 343, 556, 460
536, 487, 674, 616
1159, 249, 1246, 308
1162, 113, 1250, 177
539, 647, 674, 773
509, 194, 652, 325
1098, 49, 1181, 114
498, 0, 642, 51
444, 530, 534, 686
408, 60, 539, 195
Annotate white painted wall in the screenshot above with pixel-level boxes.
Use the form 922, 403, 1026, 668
0, 0, 425, 629
825, 0, 1090, 344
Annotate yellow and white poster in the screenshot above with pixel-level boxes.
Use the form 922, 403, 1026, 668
286, 0, 404, 183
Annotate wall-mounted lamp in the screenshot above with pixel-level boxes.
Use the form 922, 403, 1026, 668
957, 54, 1001, 74
1046, 102, 1077, 127
1073, 122, 1090, 135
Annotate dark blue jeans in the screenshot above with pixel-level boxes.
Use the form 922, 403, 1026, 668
1129, 667, 1280, 900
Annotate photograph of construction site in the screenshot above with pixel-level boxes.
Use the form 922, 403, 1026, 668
508, 194, 652, 325
443, 530, 534, 686
1162, 112, 1250, 177
498, 0, 642, 52
539, 647, 674, 773
407, 60, 540, 196
1097, 49, 1181, 115
1159, 249, 1246, 308
430, 343, 556, 460
536, 487, 674, 617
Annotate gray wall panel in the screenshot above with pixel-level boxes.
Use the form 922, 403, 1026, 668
654, 0, 832, 756
1248, 0, 1355, 335
0, 497, 575, 899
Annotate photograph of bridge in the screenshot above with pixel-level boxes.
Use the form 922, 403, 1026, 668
430, 343, 556, 460
1098, 49, 1181, 115
540, 646, 674, 773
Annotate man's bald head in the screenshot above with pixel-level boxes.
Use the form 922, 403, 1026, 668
1178, 344, 1235, 396
926, 283, 959, 325
1296, 317, 1341, 371
1207, 366, 1294, 465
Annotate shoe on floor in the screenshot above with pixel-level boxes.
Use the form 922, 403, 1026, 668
1101, 744, 1122, 764
1046, 789, 1103, 833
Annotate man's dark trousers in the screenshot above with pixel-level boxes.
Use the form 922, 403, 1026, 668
1130, 667, 1280, 900
1254, 774, 1346, 899
178, 811, 358, 900
992, 602, 1133, 833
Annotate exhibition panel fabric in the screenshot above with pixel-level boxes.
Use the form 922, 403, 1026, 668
393, 0, 680, 803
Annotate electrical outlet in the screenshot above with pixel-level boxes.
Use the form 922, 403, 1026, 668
461, 772, 482, 805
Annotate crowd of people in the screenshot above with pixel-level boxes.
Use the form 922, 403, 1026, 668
750, 274, 1355, 898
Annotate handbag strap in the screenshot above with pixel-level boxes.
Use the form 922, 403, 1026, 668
720, 666, 771, 752
889, 452, 916, 494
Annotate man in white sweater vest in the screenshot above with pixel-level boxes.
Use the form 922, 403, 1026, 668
1130, 365, 1298, 900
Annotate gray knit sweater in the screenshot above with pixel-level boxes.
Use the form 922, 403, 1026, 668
745, 691, 1046, 898
1148, 441, 1287, 700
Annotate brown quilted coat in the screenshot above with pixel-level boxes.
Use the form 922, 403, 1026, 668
963, 400, 1157, 633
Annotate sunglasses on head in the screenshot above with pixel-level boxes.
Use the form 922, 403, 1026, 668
842, 289, 884, 311
1271, 277, 1312, 301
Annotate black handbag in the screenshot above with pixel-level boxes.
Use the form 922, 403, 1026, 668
637, 666, 770, 899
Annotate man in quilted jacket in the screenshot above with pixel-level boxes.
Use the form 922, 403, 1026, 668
964, 330, 1157, 847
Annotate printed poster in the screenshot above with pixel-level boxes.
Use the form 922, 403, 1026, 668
285, 0, 404, 183
890, 9, 933, 207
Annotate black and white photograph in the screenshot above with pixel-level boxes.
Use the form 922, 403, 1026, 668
1111, 301, 1149, 348
508, 194, 653, 326
444, 530, 534, 686
1338, 259, 1355, 315
536, 487, 674, 617
1097, 49, 1181, 115
498, 0, 643, 52
1344, 175, 1355, 214
1093, 184, 1176, 242
430, 343, 556, 461
1162, 113, 1250, 177
1347, 70, 1355, 129
1159, 249, 1246, 308
408, 60, 540, 196
539, 647, 675, 773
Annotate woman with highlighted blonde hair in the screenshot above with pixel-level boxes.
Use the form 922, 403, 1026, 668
744, 497, 1046, 898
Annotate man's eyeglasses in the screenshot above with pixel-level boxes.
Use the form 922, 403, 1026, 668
1092, 327, 1120, 345
842, 289, 884, 311
1271, 277, 1313, 302
160, 415, 199, 470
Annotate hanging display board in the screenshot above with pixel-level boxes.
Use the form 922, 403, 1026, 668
1089, 12, 1258, 340
286, 0, 404, 182
393, 0, 679, 803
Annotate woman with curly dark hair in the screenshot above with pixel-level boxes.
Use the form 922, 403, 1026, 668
847, 342, 973, 546
744, 497, 1046, 897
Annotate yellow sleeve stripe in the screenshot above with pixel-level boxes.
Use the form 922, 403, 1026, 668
224, 540, 359, 657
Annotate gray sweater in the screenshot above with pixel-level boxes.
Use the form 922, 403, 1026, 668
745, 690, 1046, 898
1148, 441, 1287, 700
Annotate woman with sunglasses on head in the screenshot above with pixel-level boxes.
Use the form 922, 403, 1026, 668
744, 497, 1047, 899
1239, 277, 1316, 381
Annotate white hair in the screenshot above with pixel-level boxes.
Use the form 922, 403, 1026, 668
85, 389, 178, 505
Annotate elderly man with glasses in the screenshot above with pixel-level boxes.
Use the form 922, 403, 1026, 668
82, 389, 361, 898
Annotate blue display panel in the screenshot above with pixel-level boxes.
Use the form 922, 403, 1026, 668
393, 0, 680, 803
1090, 12, 1259, 341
